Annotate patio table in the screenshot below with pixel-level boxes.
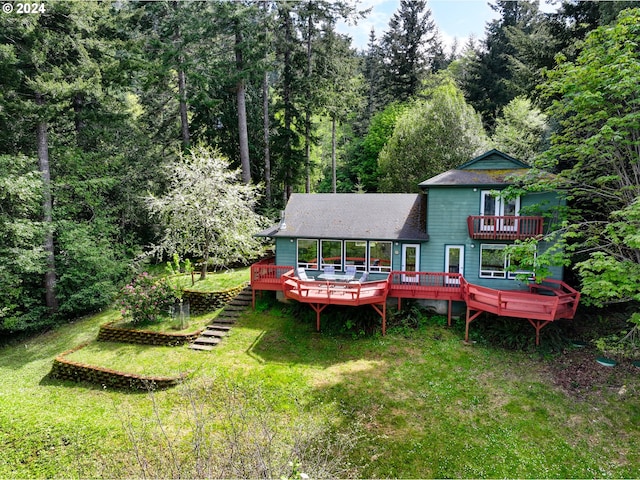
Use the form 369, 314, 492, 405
317, 273, 355, 282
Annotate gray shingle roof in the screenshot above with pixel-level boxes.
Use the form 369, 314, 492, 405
419, 149, 530, 187
256, 193, 428, 241
418, 168, 529, 187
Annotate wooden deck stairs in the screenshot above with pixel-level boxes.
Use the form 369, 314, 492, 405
189, 285, 252, 351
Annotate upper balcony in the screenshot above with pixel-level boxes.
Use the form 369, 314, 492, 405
467, 215, 544, 241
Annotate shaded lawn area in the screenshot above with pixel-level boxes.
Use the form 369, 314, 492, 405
0, 299, 638, 478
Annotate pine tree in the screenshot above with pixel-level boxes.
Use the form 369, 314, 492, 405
379, 0, 437, 103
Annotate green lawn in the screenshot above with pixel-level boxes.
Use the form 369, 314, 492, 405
167, 266, 251, 292
0, 298, 638, 478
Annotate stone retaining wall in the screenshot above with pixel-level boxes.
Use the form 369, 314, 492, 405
182, 283, 248, 315
49, 344, 189, 390
97, 322, 203, 346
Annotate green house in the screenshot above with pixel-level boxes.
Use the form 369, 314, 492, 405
258, 150, 564, 293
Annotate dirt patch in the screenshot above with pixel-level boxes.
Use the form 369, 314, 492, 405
547, 348, 639, 400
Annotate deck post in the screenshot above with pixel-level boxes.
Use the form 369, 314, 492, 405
465, 307, 470, 343
447, 299, 452, 327
370, 302, 387, 335
382, 301, 386, 335
310, 303, 328, 332
527, 319, 551, 346
464, 308, 484, 344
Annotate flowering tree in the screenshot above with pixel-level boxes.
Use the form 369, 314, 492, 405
119, 273, 176, 324
147, 146, 267, 279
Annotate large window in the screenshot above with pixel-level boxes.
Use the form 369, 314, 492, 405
320, 240, 342, 269
345, 241, 367, 271
480, 244, 507, 278
369, 241, 392, 272
297, 239, 318, 269
481, 191, 521, 232
480, 244, 535, 279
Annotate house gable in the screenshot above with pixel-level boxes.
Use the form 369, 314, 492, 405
418, 149, 530, 188
457, 149, 529, 170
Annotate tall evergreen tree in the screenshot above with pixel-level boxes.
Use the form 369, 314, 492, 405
379, 0, 437, 103
0, 2, 138, 325
460, 0, 542, 129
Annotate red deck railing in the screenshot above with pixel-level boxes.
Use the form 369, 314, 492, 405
280, 269, 390, 333
464, 278, 580, 345
249, 260, 580, 345
388, 271, 464, 300
250, 258, 293, 307
467, 215, 544, 240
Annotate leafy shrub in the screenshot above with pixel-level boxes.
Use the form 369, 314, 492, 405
119, 273, 176, 324
288, 302, 380, 338
471, 315, 570, 353
594, 312, 640, 359
55, 221, 131, 318
385, 301, 453, 339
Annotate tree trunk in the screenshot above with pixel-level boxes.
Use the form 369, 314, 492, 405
331, 115, 337, 193
236, 29, 251, 184
305, 14, 313, 193
36, 93, 58, 313
177, 65, 190, 148
172, 4, 190, 149
263, 70, 271, 203
200, 259, 207, 280
282, 6, 293, 200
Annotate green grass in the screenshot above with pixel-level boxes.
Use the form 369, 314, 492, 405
111, 310, 221, 334
167, 266, 250, 292
0, 297, 639, 478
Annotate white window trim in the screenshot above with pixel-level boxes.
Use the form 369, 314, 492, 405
344, 240, 368, 272
320, 239, 343, 270
296, 239, 319, 270
479, 243, 536, 280
368, 241, 392, 272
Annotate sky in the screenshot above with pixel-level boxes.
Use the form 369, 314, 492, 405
336, 0, 553, 53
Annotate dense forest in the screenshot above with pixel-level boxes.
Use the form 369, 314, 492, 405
1, 0, 639, 336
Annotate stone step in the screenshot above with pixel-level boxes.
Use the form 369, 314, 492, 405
189, 343, 215, 351
229, 299, 251, 307
219, 311, 242, 318
224, 305, 246, 312
193, 336, 221, 345
208, 324, 232, 331
213, 317, 236, 325
201, 329, 227, 338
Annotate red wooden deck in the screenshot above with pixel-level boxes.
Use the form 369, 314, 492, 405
281, 269, 390, 333
464, 278, 580, 345
250, 259, 580, 345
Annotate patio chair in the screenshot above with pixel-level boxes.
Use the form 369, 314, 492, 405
323, 265, 335, 275
297, 268, 310, 281
350, 271, 369, 284
345, 265, 357, 278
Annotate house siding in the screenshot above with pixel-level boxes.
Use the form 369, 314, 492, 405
424, 187, 564, 289
275, 238, 296, 268
462, 153, 520, 170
